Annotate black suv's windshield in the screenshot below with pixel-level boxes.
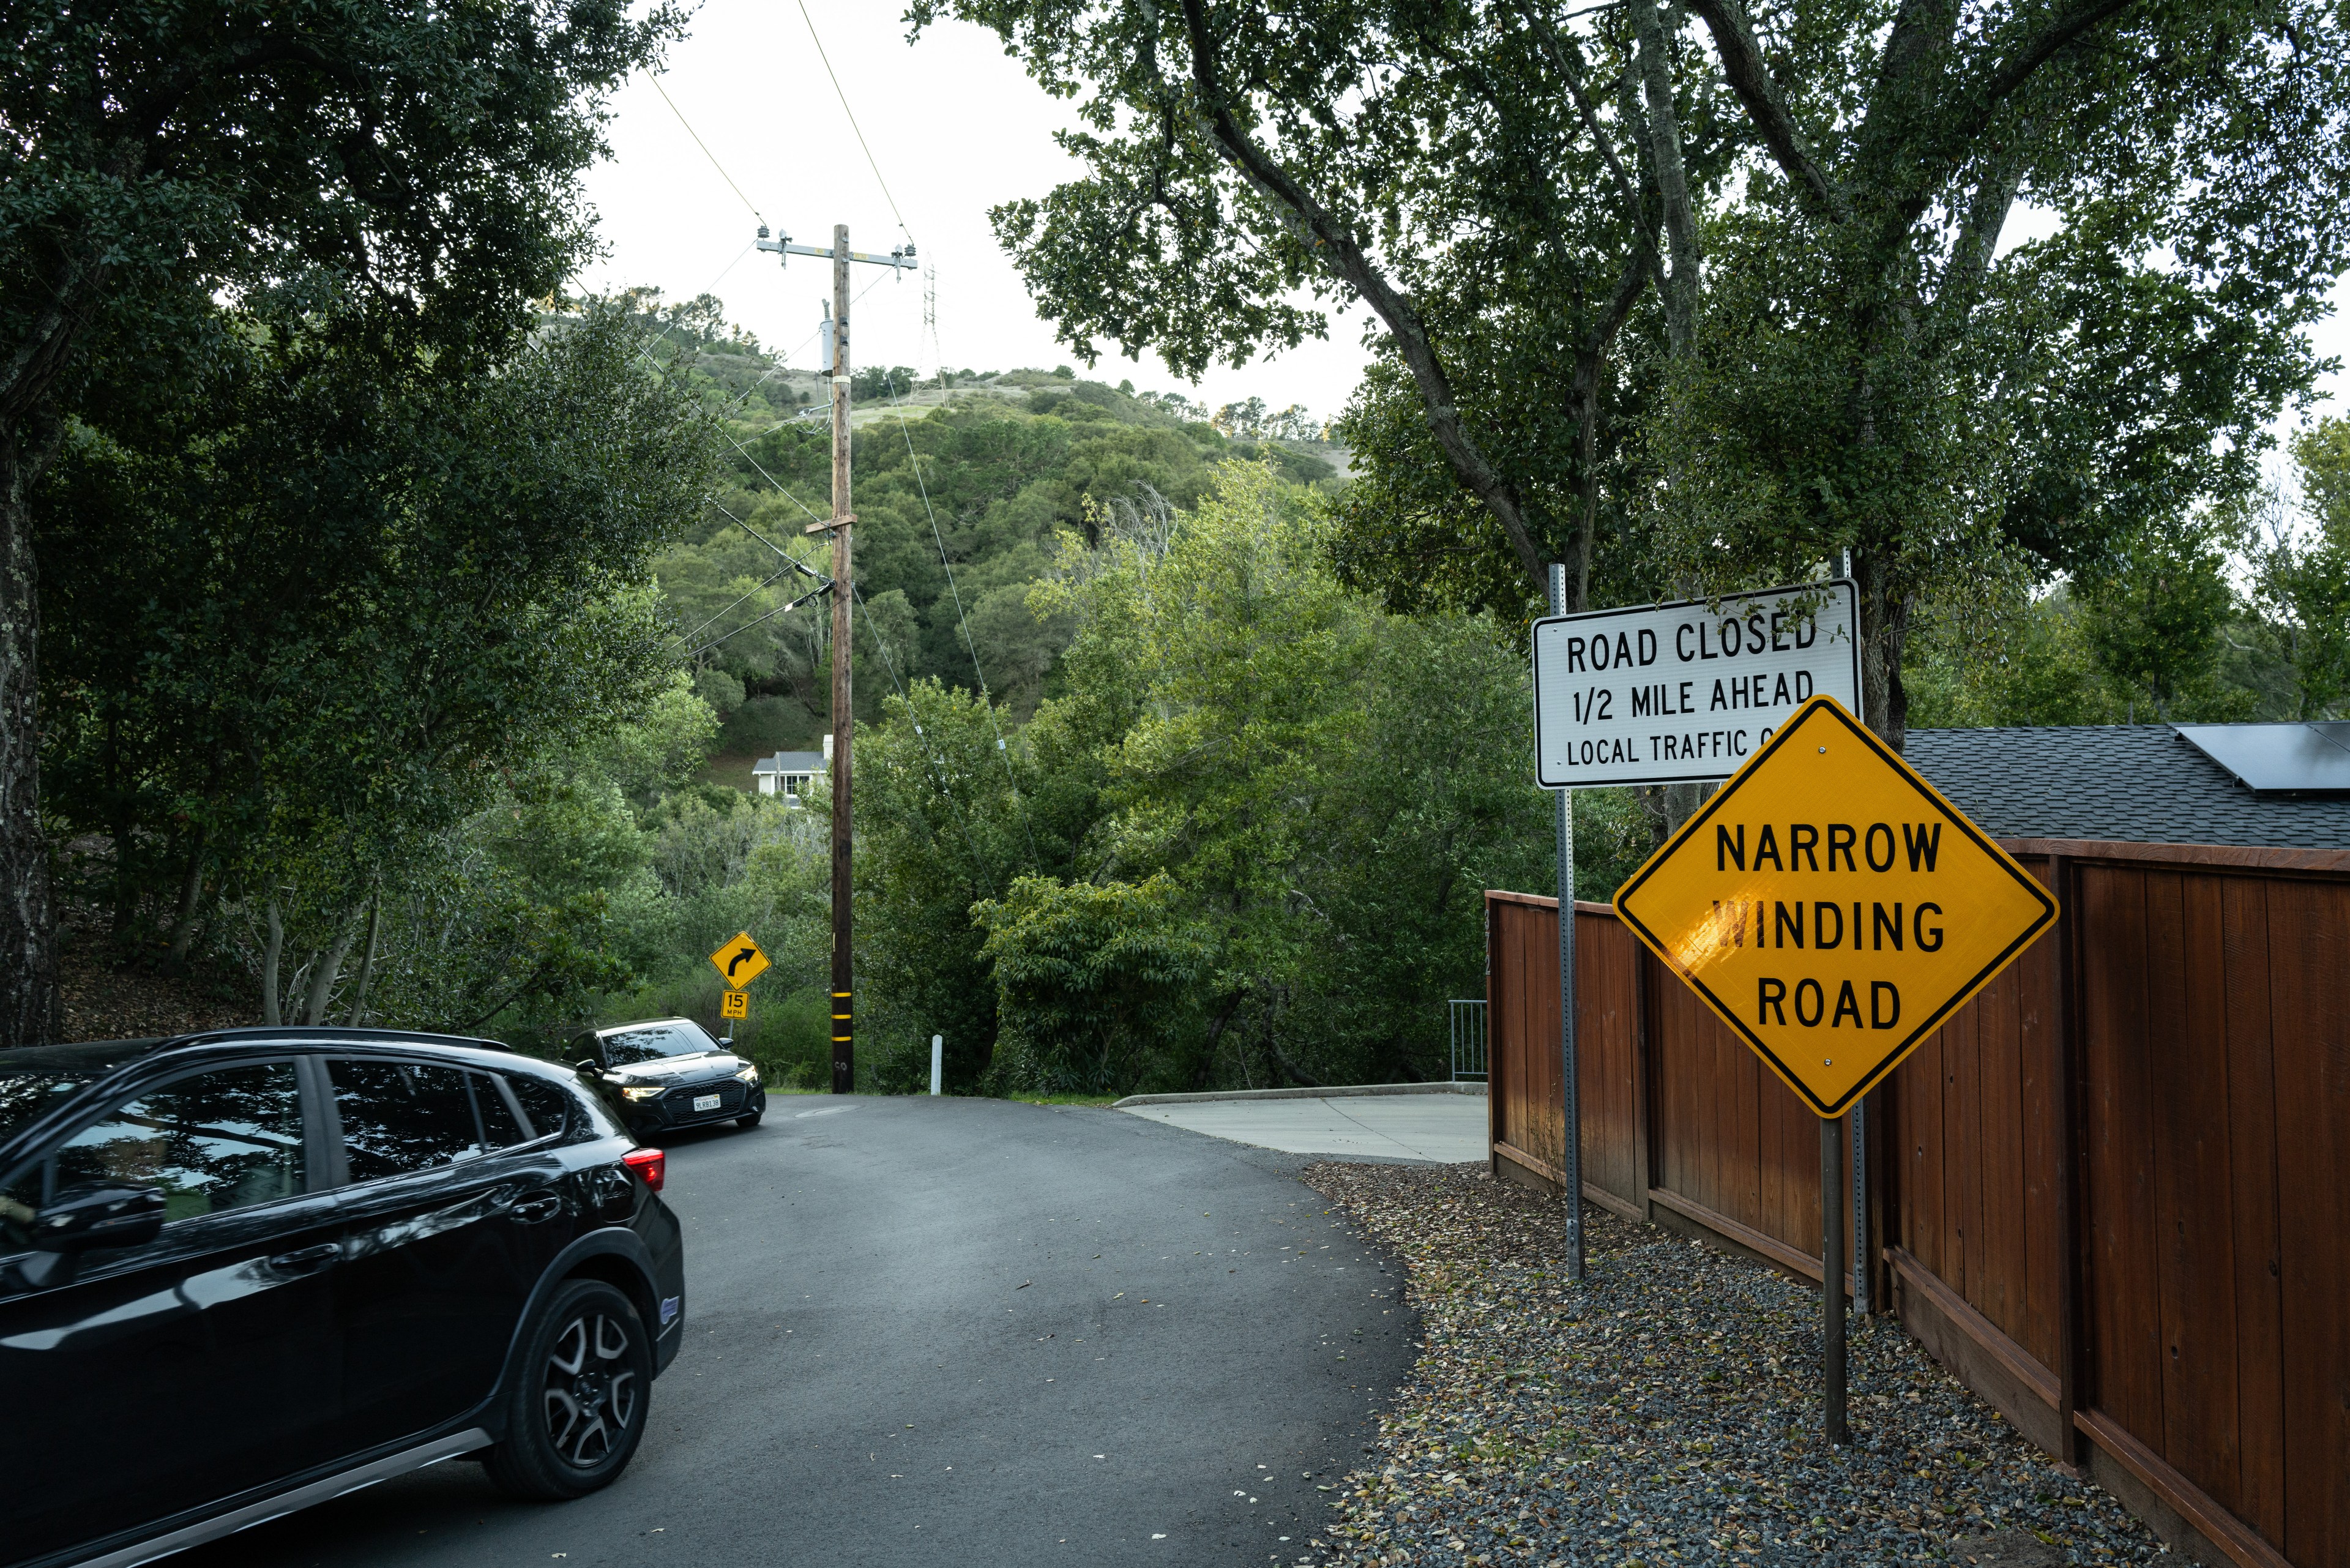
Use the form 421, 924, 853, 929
1, 1041, 165, 1146
600, 1022, 718, 1067
0, 1067, 102, 1146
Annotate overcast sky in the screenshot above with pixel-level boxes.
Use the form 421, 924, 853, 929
574, 2, 1371, 420
577, 1, 2345, 480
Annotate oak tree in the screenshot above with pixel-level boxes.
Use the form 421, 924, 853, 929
1, 0, 677, 1040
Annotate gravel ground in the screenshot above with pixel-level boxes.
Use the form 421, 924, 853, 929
1291, 1162, 2171, 1567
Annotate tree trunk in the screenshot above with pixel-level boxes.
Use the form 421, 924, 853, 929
1630, 0, 1703, 352
1193, 995, 1242, 1091
109, 821, 136, 941
165, 825, 209, 972
261, 894, 285, 1026
300, 909, 362, 1026
106, 709, 136, 941
0, 430, 60, 1045
344, 890, 381, 1025
1854, 545, 1912, 750
1267, 1034, 1324, 1089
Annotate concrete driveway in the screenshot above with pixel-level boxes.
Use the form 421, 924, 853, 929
1115, 1086, 1489, 1164
174, 1098, 1413, 1568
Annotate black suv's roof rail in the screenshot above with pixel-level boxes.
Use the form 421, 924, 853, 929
161, 1025, 516, 1053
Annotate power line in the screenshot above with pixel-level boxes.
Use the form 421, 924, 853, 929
668, 562, 801, 650
633, 342, 830, 537
794, 0, 913, 240
722, 265, 895, 415
699, 471, 822, 565
704, 241, 757, 298
649, 74, 766, 224
851, 580, 1002, 886
886, 380, 1040, 861
633, 255, 1029, 876
682, 580, 831, 664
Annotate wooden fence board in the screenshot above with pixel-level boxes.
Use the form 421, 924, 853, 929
1733, 1020, 1763, 1247
1902, 1022, 1948, 1285
2220, 876, 2286, 1548
2084, 865, 2165, 1444
1580, 912, 1641, 1209
1978, 966, 2024, 1335
2015, 867, 2065, 1378
1939, 1007, 1969, 1302
2267, 877, 2350, 1568
2150, 871, 2244, 1517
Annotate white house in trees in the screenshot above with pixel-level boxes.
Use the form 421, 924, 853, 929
752, 735, 829, 804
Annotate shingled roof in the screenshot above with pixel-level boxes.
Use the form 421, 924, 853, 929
1903, 725, 2349, 850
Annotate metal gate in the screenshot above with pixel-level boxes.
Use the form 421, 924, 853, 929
1449, 998, 1488, 1082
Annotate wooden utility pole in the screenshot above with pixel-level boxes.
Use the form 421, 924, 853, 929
750, 220, 915, 1095
827, 225, 855, 1094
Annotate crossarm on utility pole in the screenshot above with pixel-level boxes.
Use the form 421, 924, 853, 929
756, 226, 916, 271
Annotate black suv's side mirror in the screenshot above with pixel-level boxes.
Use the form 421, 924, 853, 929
8, 1184, 168, 1290
34, 1182, 167, 1253
574, 1058, 601, 1076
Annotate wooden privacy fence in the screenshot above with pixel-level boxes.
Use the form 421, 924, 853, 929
1485, 840, 2350, 1568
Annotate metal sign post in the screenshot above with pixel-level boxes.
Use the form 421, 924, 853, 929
1822, 1112, 1848, 1444
1851, 1096, 1868, 1316
1548, 564, 1585, 1282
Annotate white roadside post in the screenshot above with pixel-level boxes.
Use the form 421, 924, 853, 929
930, 1035, 942, 1097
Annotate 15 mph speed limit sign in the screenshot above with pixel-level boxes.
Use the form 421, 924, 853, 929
1533, 581, 1859, 788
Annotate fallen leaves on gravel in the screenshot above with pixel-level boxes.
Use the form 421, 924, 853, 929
1289, 1162, 2167, 1567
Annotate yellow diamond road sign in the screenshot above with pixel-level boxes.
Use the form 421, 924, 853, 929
1613, 696, 2056, 1117
709, 931, 769, 989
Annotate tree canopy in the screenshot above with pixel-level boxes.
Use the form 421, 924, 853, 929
1, 0, 679, 1040
914, 0, 2350, 750
39, 302, 718, 1024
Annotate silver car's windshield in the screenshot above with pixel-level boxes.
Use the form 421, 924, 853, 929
600, 1021, 718, 1067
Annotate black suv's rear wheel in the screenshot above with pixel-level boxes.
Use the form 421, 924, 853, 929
485, 1278, 652, 1499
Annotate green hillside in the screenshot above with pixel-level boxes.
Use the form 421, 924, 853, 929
625, 303, 1343, 762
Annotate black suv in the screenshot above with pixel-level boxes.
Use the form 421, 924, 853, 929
571, 1018, 767, 1137
0, 1029, 686, 1568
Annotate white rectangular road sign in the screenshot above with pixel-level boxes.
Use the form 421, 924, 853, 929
1533, 581, 1860, 789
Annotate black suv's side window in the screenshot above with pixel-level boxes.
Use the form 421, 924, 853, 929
8, 1062, 305, 1230
505, 1075, 573, 1143
330, 1061, 483, 1182
474, 1075, 528, 1148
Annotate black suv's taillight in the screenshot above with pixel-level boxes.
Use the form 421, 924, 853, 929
621, 1147, 666, 1192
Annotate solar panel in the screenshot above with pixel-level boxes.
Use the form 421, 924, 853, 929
2173, 723, 2350, 796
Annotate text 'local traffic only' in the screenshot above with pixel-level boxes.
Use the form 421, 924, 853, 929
1614, 696, 2056, 1116
1532, 581, 1860, 790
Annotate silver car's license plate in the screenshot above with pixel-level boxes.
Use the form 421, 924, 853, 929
693, 1094, 721, 1111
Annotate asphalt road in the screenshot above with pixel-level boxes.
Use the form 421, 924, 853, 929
177, 1096, 1416, 1568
